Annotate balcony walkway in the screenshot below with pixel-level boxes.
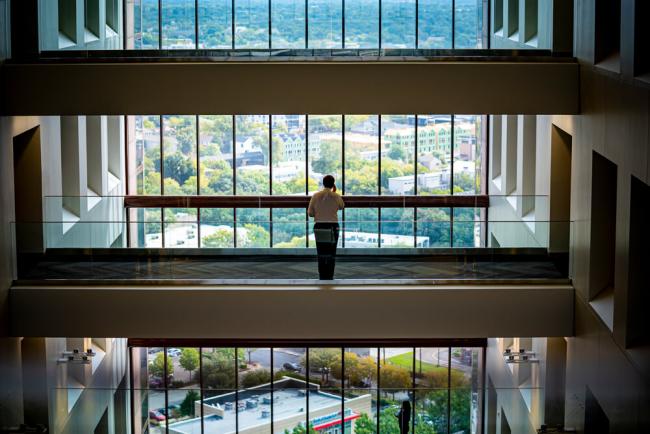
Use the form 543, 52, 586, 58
16, 248, 568, 284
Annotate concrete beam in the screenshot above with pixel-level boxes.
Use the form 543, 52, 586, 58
1, 61, 579, 115
10, 283, 574, 338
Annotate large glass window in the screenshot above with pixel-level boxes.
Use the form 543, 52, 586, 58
418, 0, 453, 48
161, 0, 196, 49
308, 0, 343, 48
453, 207, 481, 247
453, 115, 483, 195
134, 0, 160, 49
271, 0, 306, 48
272, 115, 306, 195
131, 207, 163, 247
344, 115, 379, 195
235, 0, 270, 48
128, 114, 486, 249
344, 208, 378, 248
417, 115, 452, 195
417, 207, 451, 247
345, 0, 379, 48
237, 208, 271, 247
127, 0, 487, 52
201, 208, 235, 247
308, 115, 343, 195
199, 115, 234, 195
381, 208, 415, 247
164, 207, 198, 247
132, 344, 484, 434
273, 208, 307, 247
381, 115, 415, 195
198, 0, 233, 48
235, 115, 270, 195
133, 115, 161, 195
162, 115, 198, 195
382, 0, 416, 48
454, 0, 483, 49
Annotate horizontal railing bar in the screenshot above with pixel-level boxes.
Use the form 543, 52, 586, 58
124, 195, 489, 208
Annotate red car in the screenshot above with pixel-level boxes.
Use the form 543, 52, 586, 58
149, 410, 166, 422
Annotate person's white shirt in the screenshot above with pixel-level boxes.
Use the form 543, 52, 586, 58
308, 187, 345, 222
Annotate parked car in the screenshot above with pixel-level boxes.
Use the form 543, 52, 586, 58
149, 410, 166, 422
283, 362, 301, 372
159, 405, 180, 416
167, 348, 181, 357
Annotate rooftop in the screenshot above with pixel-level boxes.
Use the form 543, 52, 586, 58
169, 378, 365, 434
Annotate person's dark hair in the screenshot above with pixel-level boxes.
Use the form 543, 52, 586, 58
322, 175, 335, 188
401, 400, 411, 413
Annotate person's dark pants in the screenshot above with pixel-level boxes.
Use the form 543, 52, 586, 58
314, 223, 340, 280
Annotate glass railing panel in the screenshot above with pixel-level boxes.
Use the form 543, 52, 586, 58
11, 219, 572, 251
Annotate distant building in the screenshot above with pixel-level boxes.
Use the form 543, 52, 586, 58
382, 121, 477, 158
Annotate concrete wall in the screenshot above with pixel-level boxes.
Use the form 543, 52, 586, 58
10, 284, 574, 339
0, 116, 57, 428
488, 1, 650, 431
0, 62, 580, 116
38, 0, 123, 51
0, 115, 128, 432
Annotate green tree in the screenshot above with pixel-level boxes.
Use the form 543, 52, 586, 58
241, 369, 271, 388
163, 152, 195, 186
202, 228, 234, 248
380, 364, 412, 399
179, 348, 199, 382
302, 348, 340, 385
180, 390, 200, 417
388, 144, 406, 161
201, 348, 243, 389
378, 408, 401, 434
238, 224, 270, 247
354, 413, 376, 434
311, 140, 340, 176
149, 352, 173, 379
284, 423, 317, 434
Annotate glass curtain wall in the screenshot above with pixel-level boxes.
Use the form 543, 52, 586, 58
129, 0, 484, 50
127, 114, 486, 248
131, 345, 484, 434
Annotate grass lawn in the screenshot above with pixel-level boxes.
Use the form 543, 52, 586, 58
386, 352, 447, 374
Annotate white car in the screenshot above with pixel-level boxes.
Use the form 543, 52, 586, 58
167, 348, 181, 357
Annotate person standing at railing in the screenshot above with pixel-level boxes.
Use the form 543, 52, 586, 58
308, 175, 345, 280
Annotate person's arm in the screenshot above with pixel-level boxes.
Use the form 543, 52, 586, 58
337, 193, 345, 210
307, 195, 316, 218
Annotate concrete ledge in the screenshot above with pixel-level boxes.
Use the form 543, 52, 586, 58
1, 61, 579, 115
10, 283, 574, 338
